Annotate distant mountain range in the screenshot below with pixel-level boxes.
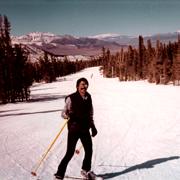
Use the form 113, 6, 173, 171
91, 32, 179, 46
11, 31, 179, 61
11, 32, 125, 58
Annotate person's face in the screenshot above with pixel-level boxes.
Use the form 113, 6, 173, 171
77, 81, 88, 96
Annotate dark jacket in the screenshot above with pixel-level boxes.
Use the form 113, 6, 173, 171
66, 91, 94, 132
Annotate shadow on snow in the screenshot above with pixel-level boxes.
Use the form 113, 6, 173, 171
99, 156, 180, 179
0, 93, 66, 118
0, 109, 63, 117
29, 94, 66, 103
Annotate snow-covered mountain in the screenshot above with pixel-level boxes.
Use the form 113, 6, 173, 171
11, 32, 125, 61
90, 33, 136, 45
12, 31, 179, 47
143, 32, 179, 45
12, 32, 62, 45
89, 33, 121, 39
93, 32, 179, 47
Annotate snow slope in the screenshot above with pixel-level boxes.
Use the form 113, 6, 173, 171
0, 67, 180, 180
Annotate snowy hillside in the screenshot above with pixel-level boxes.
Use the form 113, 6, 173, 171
0, 67, 180, 180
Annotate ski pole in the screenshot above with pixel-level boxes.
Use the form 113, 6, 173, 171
31, 118, 69, 176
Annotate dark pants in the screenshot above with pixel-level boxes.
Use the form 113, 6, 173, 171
56, 130, 92, 177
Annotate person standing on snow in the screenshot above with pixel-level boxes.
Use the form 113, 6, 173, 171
54, 77, 98, 180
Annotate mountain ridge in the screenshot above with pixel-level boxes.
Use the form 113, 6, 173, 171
12, 32, 126, 57
11, 31, 179, 62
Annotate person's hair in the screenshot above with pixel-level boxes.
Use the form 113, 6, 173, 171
76, 77, 89, 87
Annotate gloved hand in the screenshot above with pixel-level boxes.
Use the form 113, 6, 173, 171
91, 124, 98, 137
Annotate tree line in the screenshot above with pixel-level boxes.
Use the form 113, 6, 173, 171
0, 15, 100, 104
100, 35, 180, 85
32, 52, 101, 84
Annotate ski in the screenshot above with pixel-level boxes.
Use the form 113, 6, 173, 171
65, 175, 84, 179
64, 175, 104, 180
37, 175, 104, 180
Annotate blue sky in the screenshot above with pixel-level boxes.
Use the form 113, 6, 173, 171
0, 0, 180, 37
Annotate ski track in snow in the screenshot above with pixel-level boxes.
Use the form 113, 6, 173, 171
0, 67, 180, 180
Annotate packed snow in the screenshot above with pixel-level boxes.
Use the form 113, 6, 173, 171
0, 67, 180, 180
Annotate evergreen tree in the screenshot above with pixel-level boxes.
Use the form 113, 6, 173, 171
147, 39, 156, 83
0, 15, 33, 103
0, 15, 13, 102
0, 15, 6, 103
138, 35, 144, 79
173, 34, 180, 85
13, 44, 32, 101
39, 52, 56, 83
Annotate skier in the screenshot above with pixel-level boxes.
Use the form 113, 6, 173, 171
54, 77, 98, 180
